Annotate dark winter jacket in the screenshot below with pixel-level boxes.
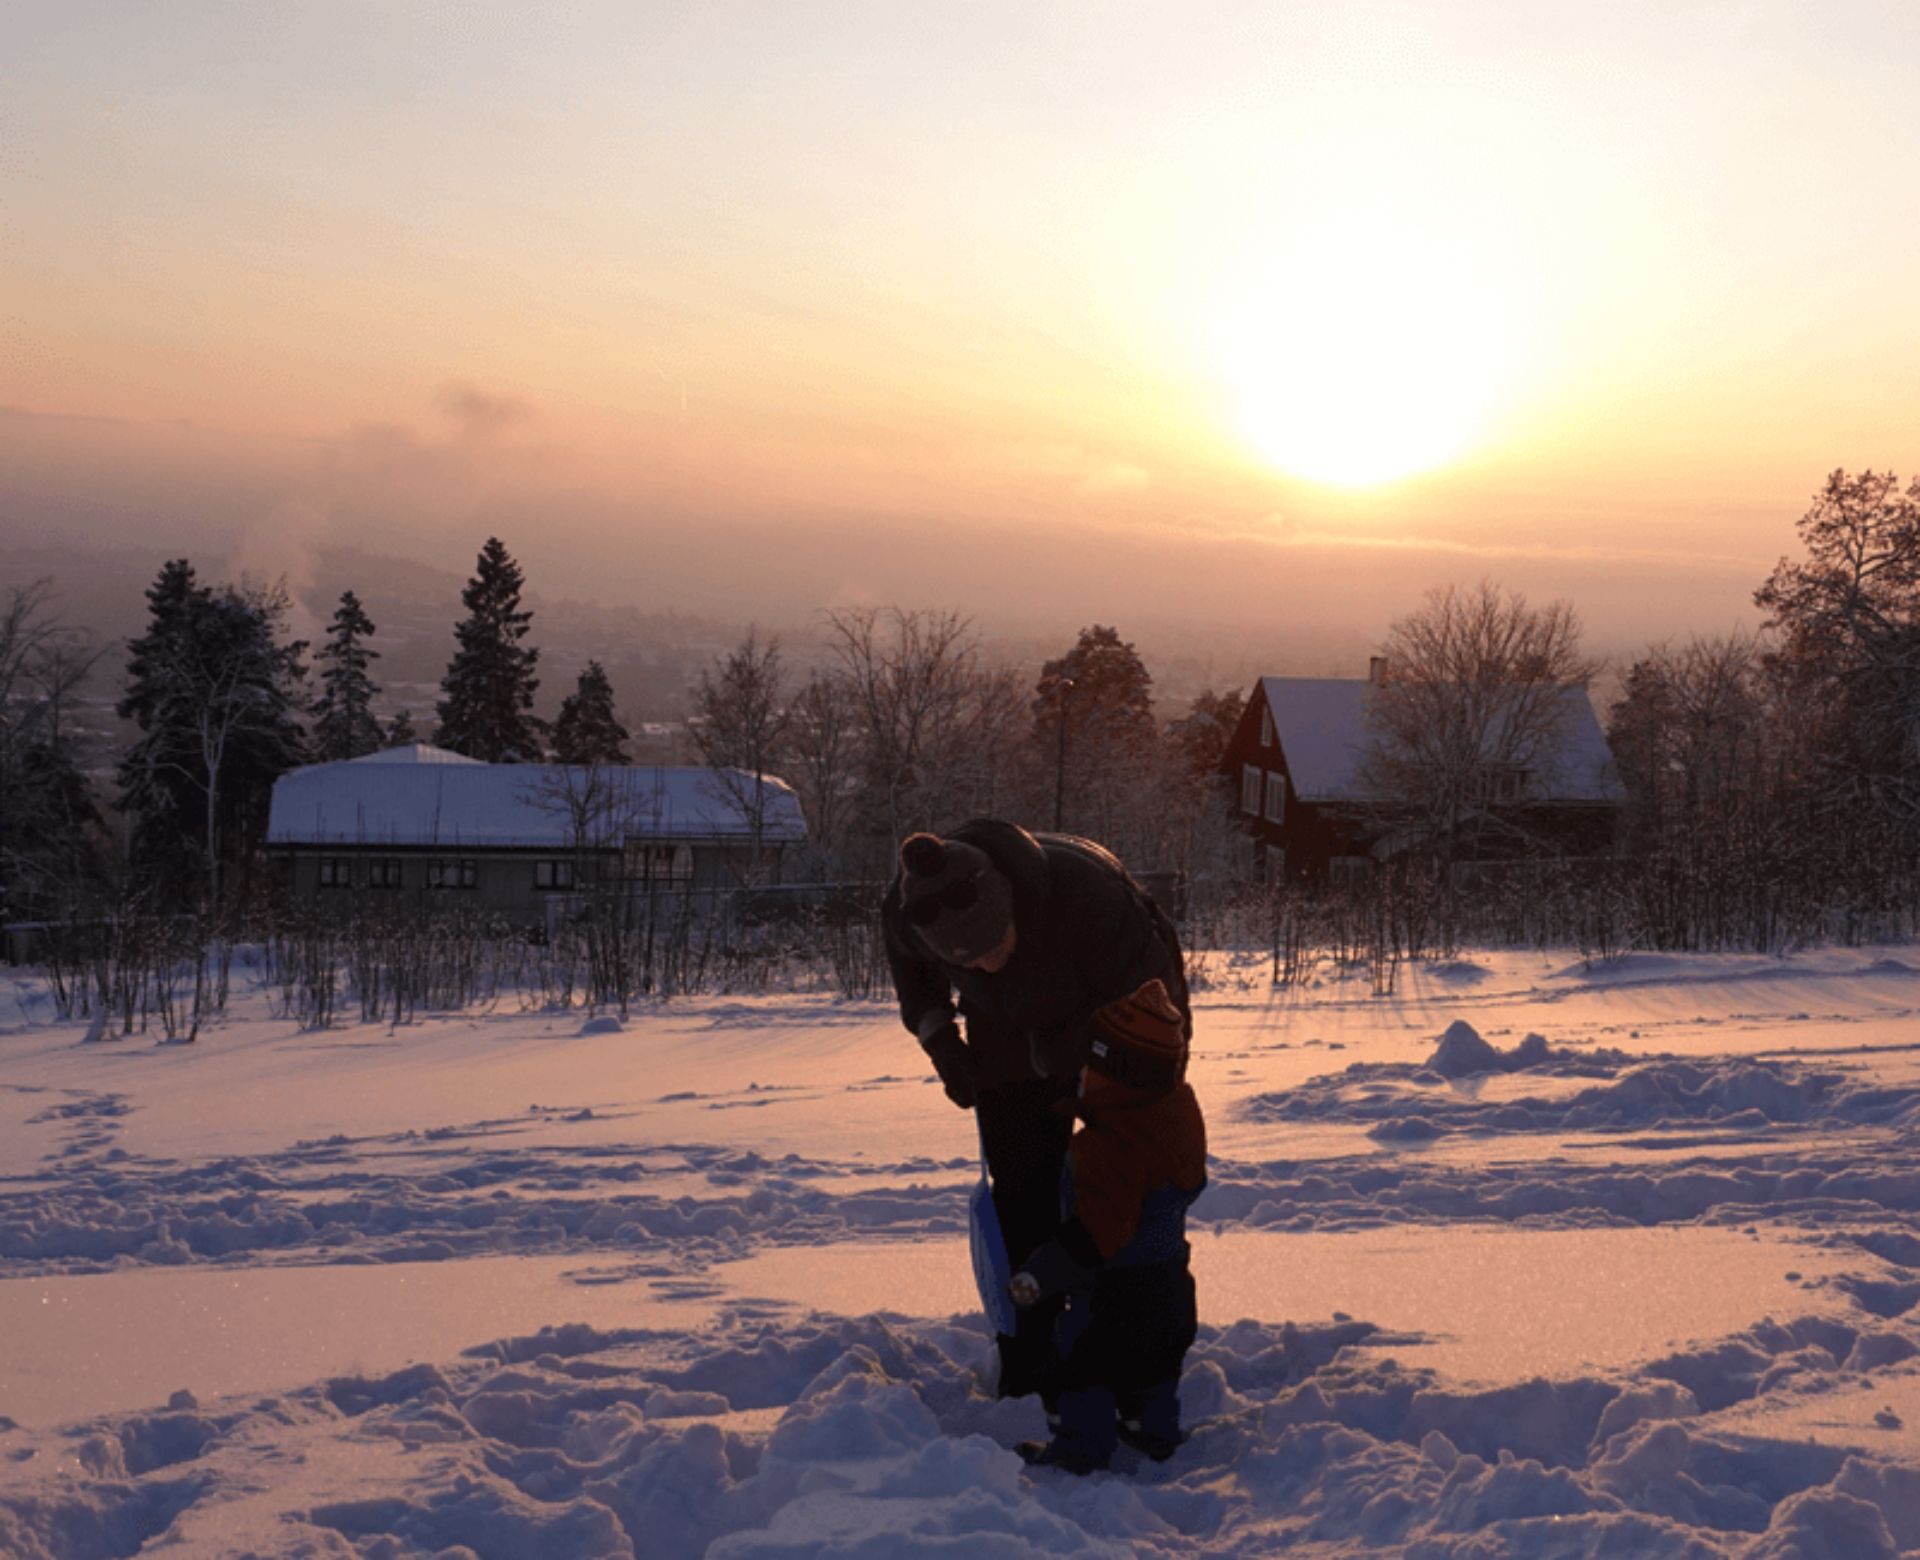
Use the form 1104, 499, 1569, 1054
1011, 1070, 1209, 1305
1061, 1071, 1208, 1265
883, 818, 1189, 1088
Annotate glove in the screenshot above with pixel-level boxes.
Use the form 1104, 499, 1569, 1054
1028, 1023, 1088, 1080
1009, 1238, 1096, 1306
920, 1019, 976, 1110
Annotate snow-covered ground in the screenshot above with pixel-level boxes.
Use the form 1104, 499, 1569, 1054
5, 943, 1920, 1557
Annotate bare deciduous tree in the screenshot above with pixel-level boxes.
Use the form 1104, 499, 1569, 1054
690, 629, 790, 883
0, 579, 101, 768
691, 630, 787, 772
780, 670, 860, 878
1152, 686, 1247, 895
1607, 632, 1787, 947
0, 579, 111, 921
820, 605, 1026, 871
1359, 579, 1601, 867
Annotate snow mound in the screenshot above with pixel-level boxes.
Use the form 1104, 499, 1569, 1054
7, 1311, 1920, 1558
1427, 1021, 1554, 1078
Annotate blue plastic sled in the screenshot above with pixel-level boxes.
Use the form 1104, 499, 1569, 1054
969, 1153, 1019, 1338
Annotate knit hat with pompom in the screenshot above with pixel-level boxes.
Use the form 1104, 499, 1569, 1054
1089, 978, 1188, 1092
898, 832, 1014, 966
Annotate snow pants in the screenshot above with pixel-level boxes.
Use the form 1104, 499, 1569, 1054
1052, 1257, 1198, 1466
975, 1074, 1077, 1399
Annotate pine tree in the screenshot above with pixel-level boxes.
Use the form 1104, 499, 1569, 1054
552, 661, 630, 766
435, 538, 543, 762
384, 707, 419, 749
311, 590, 383, 762
117, 560, 309, 908
1032, 625, 1158, 834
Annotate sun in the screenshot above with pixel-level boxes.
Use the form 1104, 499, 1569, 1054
1215, 198, 1521, 487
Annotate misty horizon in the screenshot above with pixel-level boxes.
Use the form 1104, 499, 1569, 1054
2, 399, 1774, 686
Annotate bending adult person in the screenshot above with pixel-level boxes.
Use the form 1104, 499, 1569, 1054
882, 818, 1190, 1404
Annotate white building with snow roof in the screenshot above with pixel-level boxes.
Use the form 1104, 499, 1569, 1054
267, 746, 807, 926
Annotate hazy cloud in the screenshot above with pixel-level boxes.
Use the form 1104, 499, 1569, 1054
433, 382, 533, 441
1273, 527, 1760, 572
228, 498, 329, 635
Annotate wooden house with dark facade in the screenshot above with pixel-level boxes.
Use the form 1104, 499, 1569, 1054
1219, 670, 1621, 885
267, 745, 806, 928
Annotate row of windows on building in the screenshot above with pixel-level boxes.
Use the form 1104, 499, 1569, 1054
313, 845, 696, 891
317, 858, 552, 890
1242, 757, 1537, 820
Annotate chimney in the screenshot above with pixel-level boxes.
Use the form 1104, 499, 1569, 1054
1369, 656, 1390, 685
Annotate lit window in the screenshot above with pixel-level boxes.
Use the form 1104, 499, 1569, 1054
1484, 767, 1529, 805
1264, 772, 1287, 823
624, 841, 695, 883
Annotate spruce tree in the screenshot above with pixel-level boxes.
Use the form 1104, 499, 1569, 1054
311, 590, 383, 761
117, 560, 309, 907
434, 538, 543, 762
117, 559, 214, 896
552, 661, 631, 766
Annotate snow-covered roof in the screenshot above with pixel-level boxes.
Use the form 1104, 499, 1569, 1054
1258, 676, 1621, 803
1258, 678, 1376, 800
268, 749, 807, 849
348, 744, 486, 766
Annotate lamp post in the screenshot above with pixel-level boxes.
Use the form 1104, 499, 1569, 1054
1052, 677, 1074, 831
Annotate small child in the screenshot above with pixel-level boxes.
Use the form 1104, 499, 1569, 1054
1008, 977, 1207, 1474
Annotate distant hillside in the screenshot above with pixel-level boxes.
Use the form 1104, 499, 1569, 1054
3, 527, 1358, 751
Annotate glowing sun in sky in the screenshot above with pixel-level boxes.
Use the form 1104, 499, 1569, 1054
1216, 193, 1522, 487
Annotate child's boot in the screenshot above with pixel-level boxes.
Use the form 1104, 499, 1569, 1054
1115, 1379, 1184, 1462
1016, 1386, 1117, 1475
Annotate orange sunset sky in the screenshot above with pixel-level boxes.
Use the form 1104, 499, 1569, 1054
4, 2, 1917, 660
